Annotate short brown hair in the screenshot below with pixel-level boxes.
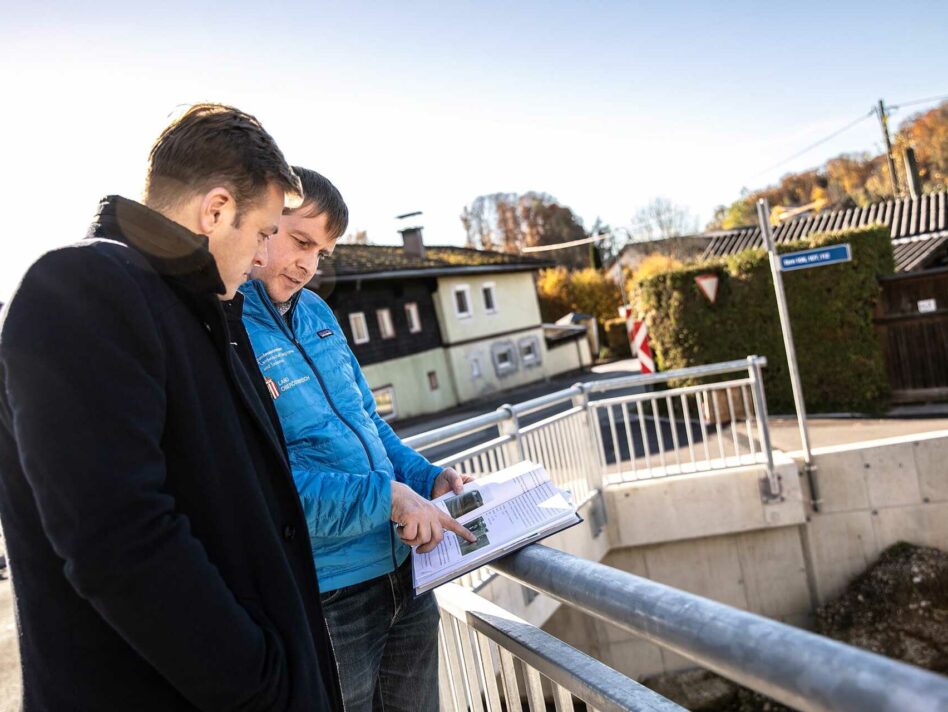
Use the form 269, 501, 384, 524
288, 166, 349, 240
145, 103, 301, 224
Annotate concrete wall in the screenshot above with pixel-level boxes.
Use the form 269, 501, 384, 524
545, 337, 592, 377
434, 272, 541, 345
543, 525, 814, 680
531, 431, 948, 681
445, 326, 549, 403
798, 430, 948, 605
361, 347, 458, 420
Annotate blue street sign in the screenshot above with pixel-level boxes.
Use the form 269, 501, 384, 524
779, 243, 852, 272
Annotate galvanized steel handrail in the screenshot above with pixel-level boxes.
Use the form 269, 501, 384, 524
436, 584, 686, 712
492, 545, 948, 712
508, 386, 584, 417
405, 354, 781, 510
405, 356, 769, 451
589, 377, 751, 408
584, 356, 768, 393
404, 409, 508, 450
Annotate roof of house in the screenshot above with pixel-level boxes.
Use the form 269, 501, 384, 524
314, 244, 555, 283
700, 189, 948, 272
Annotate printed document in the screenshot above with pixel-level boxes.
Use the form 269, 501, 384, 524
411, 461, 581, 594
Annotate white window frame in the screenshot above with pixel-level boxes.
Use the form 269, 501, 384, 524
349, 312, 369, 344
470, 356, 482, 379
405, 302, 422, 333
376, 308, 395, 340
482, 282, 497, 314
518, 335, 542, 367
452, 285, 472, 319
372, 385, 397, 421
491, 340, 518, 377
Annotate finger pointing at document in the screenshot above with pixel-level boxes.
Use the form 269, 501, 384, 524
391, 481, 475, 554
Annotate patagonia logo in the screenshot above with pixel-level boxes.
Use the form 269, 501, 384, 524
317, 329, 333, 339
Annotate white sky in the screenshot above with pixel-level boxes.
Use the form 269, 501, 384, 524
1, 1, 946, 300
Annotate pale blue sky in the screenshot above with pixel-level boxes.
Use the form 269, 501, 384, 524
2, 1, 946, 298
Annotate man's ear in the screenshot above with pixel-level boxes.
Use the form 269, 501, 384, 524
198, 187, 236, 235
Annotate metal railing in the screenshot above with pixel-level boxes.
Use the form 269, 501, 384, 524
419, 356, 948, 711
586, 357, 778, 495
435, 583, 686, 712
405, 356, 780, 590
405, 355, 779, 504
489, 545, 948, 712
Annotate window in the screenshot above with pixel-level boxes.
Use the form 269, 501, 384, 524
470, 356, 482, 379
518, 335, 542, 367
427, 370, 439, 390
482, 283, 497, 314
491, 340, 518, 377
372, 385, 397, 420
453, 285, 472, 318
349, 312, 369, 344
405, 302, 422, 333
377, 308, 395, 339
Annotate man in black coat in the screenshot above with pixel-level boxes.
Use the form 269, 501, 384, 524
0, 104, 341, 710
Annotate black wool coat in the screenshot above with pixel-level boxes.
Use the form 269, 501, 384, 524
0, 196, 341, 711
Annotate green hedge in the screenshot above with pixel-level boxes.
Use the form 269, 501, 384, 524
604, 317, 633, 359
635, 225, 895, 414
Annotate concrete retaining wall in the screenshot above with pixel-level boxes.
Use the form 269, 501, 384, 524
799, 430, 948, 605
534, 429, 948, 680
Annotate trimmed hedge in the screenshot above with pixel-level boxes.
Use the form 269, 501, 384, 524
634, 225, 895, 414
604, 317, 633, 359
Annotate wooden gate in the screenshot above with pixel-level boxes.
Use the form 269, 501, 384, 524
875, 267, 948, 403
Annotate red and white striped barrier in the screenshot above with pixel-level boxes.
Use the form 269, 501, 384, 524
629, 319, 655, 374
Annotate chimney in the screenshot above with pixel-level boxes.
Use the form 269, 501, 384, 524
396, 211, 426, 259
903, 147, 922, 200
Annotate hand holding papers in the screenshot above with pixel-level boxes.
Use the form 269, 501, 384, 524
411, 461, 581, 594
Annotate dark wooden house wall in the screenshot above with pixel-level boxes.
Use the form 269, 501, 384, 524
319, 279, 444, 366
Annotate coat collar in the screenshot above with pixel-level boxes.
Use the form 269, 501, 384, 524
240, 279, 304, 324
88, 195, 226, 295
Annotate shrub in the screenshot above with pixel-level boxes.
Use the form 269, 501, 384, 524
634, 225, 894, 413
537, 267, 622, 328
536, 266, 571, 322
604, 317, 632, 358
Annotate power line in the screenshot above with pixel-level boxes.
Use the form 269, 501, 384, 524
745, 92, 945, 189
889, 92, 948, 111
520, 232, 609, 253
751, 110, 873, 178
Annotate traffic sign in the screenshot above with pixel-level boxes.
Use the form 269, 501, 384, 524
629, 319, 655, 374
695, 273, 719, 303
779, 243, 852, 272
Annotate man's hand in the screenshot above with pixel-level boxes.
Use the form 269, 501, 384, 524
430, 467, 476, 498
391, 481, 475, 554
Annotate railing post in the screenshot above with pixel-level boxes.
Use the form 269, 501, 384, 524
570, 383, 608, 537
571, 383, 603, 492
747, 356, 782, 501
496, 404, 525, 463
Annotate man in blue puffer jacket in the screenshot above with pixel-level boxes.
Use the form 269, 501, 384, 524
239, 167, 475, 712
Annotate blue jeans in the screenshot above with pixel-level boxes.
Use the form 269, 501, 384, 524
320, 558, 440, 712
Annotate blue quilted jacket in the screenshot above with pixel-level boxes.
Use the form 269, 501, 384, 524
240, 280, 442, 591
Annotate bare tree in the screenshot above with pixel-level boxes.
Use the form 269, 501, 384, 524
340, 229, 369, 245
630, 197, 699, 259
460, 192, 588, 268
632, 197, 699, 240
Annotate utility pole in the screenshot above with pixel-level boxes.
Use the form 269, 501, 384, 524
876, 99, 900, 197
